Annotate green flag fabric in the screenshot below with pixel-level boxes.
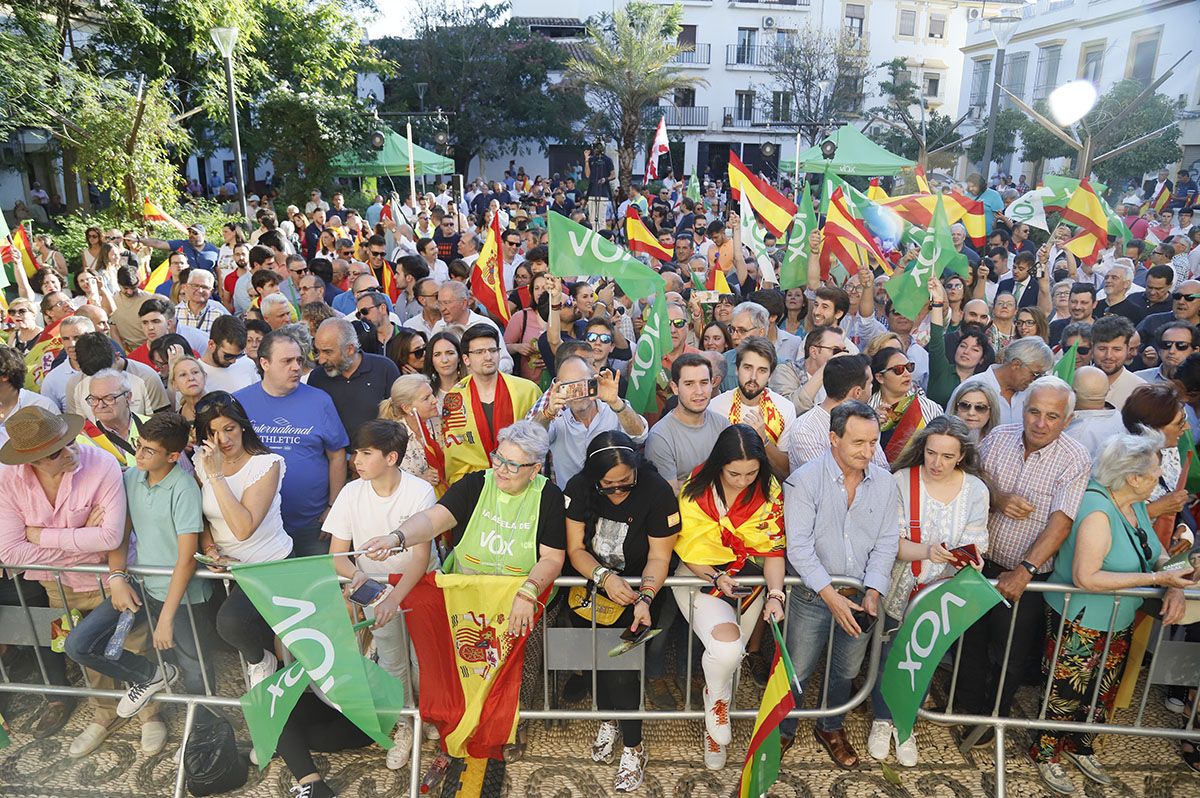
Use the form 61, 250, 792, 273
1178, 428, 1200, 494
738, 191, 777, 285
779, 182, 817, 290
686, 173, 701, 203
231, 555, 391, 746
240, 659, 312, 769
626, 293, 673, 414
880, 567, 1005, 742
1053, 339, 1080, 384
885, 195, 965, 320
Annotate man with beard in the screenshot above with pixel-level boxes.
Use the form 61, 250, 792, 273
770, 325, 847, 415
646, 353, 729, 489
1089, 315, 1146, 411
308, 317, 401, 439
708, 335, 795, 476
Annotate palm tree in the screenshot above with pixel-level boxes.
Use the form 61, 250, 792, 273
564, 1, 705, 199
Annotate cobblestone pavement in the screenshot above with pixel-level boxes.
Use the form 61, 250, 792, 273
1, 650, 1198, 797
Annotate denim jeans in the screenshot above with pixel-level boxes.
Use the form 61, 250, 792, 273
779, 586, 873, 735
64, 580, 211, 697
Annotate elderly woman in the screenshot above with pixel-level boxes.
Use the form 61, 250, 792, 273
1031, 431, 1195, 795
987, 292, 1018, 354
363, 420, 565, 761
377, 374, 445, 493
948, 379, 1002, 442
5, 298, 43, 355
926, 279, 995, 407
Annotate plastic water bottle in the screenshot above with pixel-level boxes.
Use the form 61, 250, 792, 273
104, 610, 136, 660
420, 752, 450, 793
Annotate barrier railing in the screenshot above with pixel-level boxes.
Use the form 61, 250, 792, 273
0, 561, 1196, 798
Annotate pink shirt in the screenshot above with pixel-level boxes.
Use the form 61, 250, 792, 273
0, 445, 127, 592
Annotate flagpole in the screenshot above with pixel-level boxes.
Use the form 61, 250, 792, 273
793, 130, 801, 195
406, 121, 418, 211
456, 174, 465, 224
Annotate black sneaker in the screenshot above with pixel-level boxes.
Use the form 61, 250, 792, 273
745, 651, 770, 688
291, 780, 336, 798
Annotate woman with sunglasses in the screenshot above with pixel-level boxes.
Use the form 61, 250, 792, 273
1014, 306, 1050, 343
868, 415, 989, 767
378, 374, 446, 494
1030, 430, 1195, 794
81, 226, 103, 271
564, 432, 680, 792
672, 424, 785, 769
504, 273, 549, 383
942, 274, 967, 328
5, 298, 43, 355
193, 391, 293, 688
926, 279, 996, 407
701, 320, 733, 353
387, 327, 427, 376
948, 379, 1002, 442
869, 346, 944, 458
423, 331, 465, 412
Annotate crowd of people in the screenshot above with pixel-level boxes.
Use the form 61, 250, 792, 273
1, 162, 1199, 798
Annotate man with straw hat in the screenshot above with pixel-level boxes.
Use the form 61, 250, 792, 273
0, 406, 165, 757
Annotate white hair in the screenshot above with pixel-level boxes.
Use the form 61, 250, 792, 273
89, 367, 131, 394
496, 420, 550, 463
439, 280, 470, 301
59, 315, 96, 334
1106, 259, 1134, 282
260, 293, 292, 315
318, 317, 360, 353
732, 301, 769, 331
1026, 374, 1077, 416
1093, 429, 1165, 491
1002, 337, 1054, 371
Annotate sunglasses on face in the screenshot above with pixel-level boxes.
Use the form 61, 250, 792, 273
884, 362, 916, 376
357, 305, 382, 318
585, 332, 613, 344
596, 477, 638, 495
956, 400, 989, 414
1162, 340, 1194, 351
408, 345, 427, 359
669, 318, 688, 329
812, 344, 848, 354
369, 250, 386, 258
1174, 293, 1200, 302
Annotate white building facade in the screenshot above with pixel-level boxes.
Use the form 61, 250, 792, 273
955, 0, 1200, 183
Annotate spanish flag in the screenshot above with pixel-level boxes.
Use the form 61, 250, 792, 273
913, 164, 930, 194
380, 260, 400, 303
727, 150, 797, 238
884, 397, 926, 462
625, 208, 673, 262
738, 622, 800, 798
1150, 184, 1171, 215
471, 212, 509, 324
400, 572, 549, 759
867, 177, 890, 203
141, 254, 172, 293
707, 265, 732, 293
11, 223, 40, 278
946, 191, 987, 248
1061, 179, 1110, 264
820, 188, 889, 280
142, 197, 180, 227
23, 319, 64, 390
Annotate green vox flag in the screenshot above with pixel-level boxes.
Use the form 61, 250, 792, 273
885, 195, 965, 320
1053, 339, 1080, 384
686, 172, 701, 203
1178, 428, 1200, 494
881, 567, 1004, 743
231, 556, 388, 746
626, 293, 672, 415
1098, 194, 1133, 248
364, 656, 408, 742
779, 181, 817, 290
240, 659, 312, 769
548, 212, 664, 301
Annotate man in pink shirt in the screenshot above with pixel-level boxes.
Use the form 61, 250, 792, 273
0, 406, 163, 758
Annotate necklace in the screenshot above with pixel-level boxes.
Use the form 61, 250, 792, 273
0, 393, 18, 421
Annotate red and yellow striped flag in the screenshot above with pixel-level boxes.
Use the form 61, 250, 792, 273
471, 212, 509, 324
914, 165, 930, 194
143, 197, 175, 225
884, 396, 926, 462
23, 319, 64, 390
946, 191, 987, 248
728, 150, 797, 238
1150, 184, 1170, 215
141, 254, 171, 292
867, 177, 890, 203
11, 223, 40, 278
738, 622, 799, 798
625, 208, 673, 262
820, 188, 889, 280
1061, 179, 1108, 264
380, 260, 400, 303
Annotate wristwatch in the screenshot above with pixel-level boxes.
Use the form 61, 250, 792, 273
1018, 560, 1038, 576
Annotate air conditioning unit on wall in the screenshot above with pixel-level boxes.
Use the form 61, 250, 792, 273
762, 16, 777, 29
967, 8, 982, 20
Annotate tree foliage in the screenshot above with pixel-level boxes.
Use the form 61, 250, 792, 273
869, 58, 963, 169
375, 1, 585, 178
1017, 102, 1076, 169
967, 107, 1025, 167
1079, 80, 1182, 187
564, 1, 705, 196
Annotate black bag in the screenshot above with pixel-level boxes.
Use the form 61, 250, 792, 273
185, 708, 248, 796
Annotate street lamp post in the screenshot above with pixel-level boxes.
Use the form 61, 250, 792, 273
979, 15, 1021, 181
210, 27, 249, 222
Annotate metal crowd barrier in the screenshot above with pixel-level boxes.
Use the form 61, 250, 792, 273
906, 579, 1200, 798
0, 561, 1195, 798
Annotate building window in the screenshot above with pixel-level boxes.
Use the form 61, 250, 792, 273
844, 4, 865, 37
1032, 44, 1062, 101
924, 73, 941, 98
1079, 42, 1104, 82
771, 91, 793, 121
674, 88, 696, 108
678, 24, 697, 49
775, 29, 797, 49
735, 91, 755, 121
736, 28, 757, 64
899, 10, 917, 37
1001, 51, 1029, 107
1128, 30, 1160, 84
929, 15, 946, 40
969, 58, 991, 107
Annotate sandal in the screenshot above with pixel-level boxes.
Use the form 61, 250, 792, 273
1183, 741, 1199, 773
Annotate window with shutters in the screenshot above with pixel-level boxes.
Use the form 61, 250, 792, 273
844, 4, 865, 37
898, 10, 917, 37
928, 15, 946, 40
1032, 45, 1062, 102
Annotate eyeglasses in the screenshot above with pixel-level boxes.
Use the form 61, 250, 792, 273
884, 362, 916, 376
1015, 318, 1037, 327
812, 344, 848, 354
669, 318, 688, 329
1162, 340, 1195, 351
418, 292, 439, 300
368, 250, 386, 258
729, 324, 757, 336
467, 346, 500, 357
357, 305, 382, 318
956, 400, 990, 414
409, 345, 427, 358
585, 332, 613, 344
85, 391, 129, 408
1173, 292, 1200, 302
490, 451, 538, 474
289, 267, 309, 276
597, 476, 638, 495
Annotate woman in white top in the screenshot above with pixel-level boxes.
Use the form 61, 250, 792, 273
194, 391, 292, 687
868, 415, 989, 768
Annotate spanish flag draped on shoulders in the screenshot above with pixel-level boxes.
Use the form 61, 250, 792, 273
676, 467, 786, 572
442, 372, 541, 486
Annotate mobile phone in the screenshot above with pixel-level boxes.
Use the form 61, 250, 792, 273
348, 579, 390, 608
621, 625, 652, 643
557, 377, 598, 400
729, 584, 755, 597
694, 290, 720, 304
851, 608, 878, 634
193, 552, 240, 568
948, 544, 980, 568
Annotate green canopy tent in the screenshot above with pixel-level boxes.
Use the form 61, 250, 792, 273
780, 124, 915, 177
330, 128, 454, 177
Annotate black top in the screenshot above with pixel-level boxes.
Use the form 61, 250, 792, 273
563, 467, 680, 576
306, 353, 400, 441
586, 155, 615, 198
439, 470, 567, 551
1097, 296, 1149, 326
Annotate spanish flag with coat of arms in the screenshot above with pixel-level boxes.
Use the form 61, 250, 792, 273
471, 213, 509, 324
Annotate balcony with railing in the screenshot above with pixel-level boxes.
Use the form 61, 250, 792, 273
644, 106, 710, 128
726, 43, 777, 67
668, 43, 711, 66
721, 106, 806, 128
729, 0, 811, 6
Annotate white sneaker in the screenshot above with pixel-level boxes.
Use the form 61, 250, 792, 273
702, 688, 731, 746
1165, 695, 1186, 714
893, 729, 919, 768
1036, 761, 1078, 795
118, 662, 179, 718
614, 745, 647, 792
141, 719, 168, 755
69, 718, 125, 758
703, 731, 726, 770
867, 720, 893, 761
592, 720, 619, 764
1062, 751, 1111, 786
423, 722, 440, 741
385, 720, 414, 770
246, 649, 279, 689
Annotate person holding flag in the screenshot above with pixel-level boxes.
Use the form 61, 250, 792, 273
867, 415, 989, 767
867, 347, 944, 461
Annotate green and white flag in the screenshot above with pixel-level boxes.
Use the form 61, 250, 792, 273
686, 172, 701, 203
885, 194, 968, 320
779, 182, 818, 290
738, 190, 777, 286
231, 555, 391, 746
240, 660, 312, 769
880, 567, 1004, 743
1005, 189, 1050, 231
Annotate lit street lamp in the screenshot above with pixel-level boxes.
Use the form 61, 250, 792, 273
211, 26, 249, 222
979, 15, 1021, 182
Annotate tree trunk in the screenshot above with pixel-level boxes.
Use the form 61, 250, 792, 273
618, 108, 638, 204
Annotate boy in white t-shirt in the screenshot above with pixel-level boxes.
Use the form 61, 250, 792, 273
324, 419, 435, 768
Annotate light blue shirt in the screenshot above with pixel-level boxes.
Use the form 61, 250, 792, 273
126, 465, 207, 603
544, 401, 648, 489
784, 451, 900, 595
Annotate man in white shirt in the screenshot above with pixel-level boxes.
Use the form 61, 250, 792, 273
1063, 366, 1119, 458
304, 189, 329, 215
39, 316, 93, 411
431, 280, 513, 373
199, 315, 261, 394
1089, 315, 1146, 411
457, 233, 482, 267
708, 336, 795, 477
405, 277, 444, 340
973, 337, 1054, 425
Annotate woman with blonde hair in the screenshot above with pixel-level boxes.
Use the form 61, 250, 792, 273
170, 356, 207, 425
74, 267, 116, 316
378, 373, 445, 493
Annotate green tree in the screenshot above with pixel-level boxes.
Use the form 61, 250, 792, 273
376, 1, 585, 179
565, 1, 705, 197
967, 107, 1025, 168
1080, 79, 1182, 188
869, 58, 963, 172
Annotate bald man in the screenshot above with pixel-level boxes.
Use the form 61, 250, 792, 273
1063, 365, 1119, 458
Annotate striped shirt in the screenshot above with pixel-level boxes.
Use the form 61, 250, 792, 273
978, 424, 1091, 572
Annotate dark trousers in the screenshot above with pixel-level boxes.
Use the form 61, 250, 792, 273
957, 560, 1048, 717
276, 693, 372, 780
214, 584, 273, 664
0, 574, 67, 686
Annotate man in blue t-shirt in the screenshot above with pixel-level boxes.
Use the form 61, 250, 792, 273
235, 330, 349, 556
142, 223, 220, 273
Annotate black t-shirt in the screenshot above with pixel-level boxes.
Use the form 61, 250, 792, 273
586, 155, 615, 198
306, 353, 400, 441
438, 470, 567, 551
563, 467, 680, 576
